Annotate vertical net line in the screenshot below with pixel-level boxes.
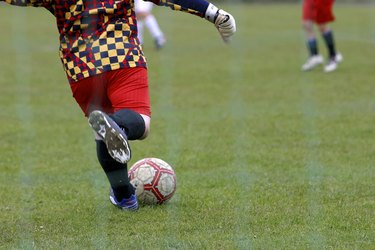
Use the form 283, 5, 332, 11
155, 16, 182, 248
11, 7, 37, 248
227, 10, 253, 249
300, 77, 326, 249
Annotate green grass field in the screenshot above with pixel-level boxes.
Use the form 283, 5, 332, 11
1, 2, 375, 249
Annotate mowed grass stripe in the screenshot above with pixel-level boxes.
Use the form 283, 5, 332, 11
90, 160, 111, 249
228, 23, 253, 248
10, 8, 36, 248
156, 51, 181, 248
300, 79, 326, 248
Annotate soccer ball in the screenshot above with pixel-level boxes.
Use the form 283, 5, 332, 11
128, 158, 177, 205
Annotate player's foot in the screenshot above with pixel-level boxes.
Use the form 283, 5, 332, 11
154, 35, 166, 50
88, 110, 131, 164
324, 53, 343, 73
301, 55, 324, 71
109, 189, 139, 211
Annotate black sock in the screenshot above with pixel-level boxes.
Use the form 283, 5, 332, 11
307, 38, 318, 56
96, 140, 134, 201
322, 30, 336, 59
110, 109, 146, 140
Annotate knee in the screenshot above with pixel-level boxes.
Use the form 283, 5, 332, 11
139, 114, 151, 140
137, 11, 148, 20
318, 24, 329, 33
302, 20, 313, 31
111, 109, 150, 140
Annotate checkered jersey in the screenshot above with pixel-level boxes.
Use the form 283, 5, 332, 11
4, 0, 146, 83
3, 0, 209, 83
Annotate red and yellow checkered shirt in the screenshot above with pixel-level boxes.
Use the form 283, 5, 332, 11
4, 0, 147, 83
3, 0, 207, 83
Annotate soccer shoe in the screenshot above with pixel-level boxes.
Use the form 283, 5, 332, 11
109, 189, 139, 211
88, 110, 131, 164
324, 53, 343, 73
154, 36, 166, 50
301, 55, 324, 71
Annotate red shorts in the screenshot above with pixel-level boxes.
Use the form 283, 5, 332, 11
70, 67, 151, 117
303, 0, 335, 24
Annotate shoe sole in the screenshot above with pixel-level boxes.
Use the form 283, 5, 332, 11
88, 110, 131, 164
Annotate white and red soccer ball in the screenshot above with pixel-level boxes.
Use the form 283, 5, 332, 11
128, 158, 177, 205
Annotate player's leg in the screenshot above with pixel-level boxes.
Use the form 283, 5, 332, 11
110, 110, 150, 140
89, 109, 138, 209
318, 23, 336, 59
70, 73, 139, 210
144, 14, 166, 49
70, 73, 131, 162
104, 67, 151, 208
135, 0, 147, 44
135, 0, 166, 49
316, 0, 342, 72
137, 19, 145, 44
301, 0, 324, 71
96, 137, 138, 210
108, 67, 151, 140
301, 20, 324, 71
303, 20, 319, 56
318, 23, 342, 72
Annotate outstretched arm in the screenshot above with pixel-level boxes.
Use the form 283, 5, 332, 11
149, 0, 236, 43
0, 0, 50, 6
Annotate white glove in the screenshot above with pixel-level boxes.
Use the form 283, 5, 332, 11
214, 9, 236, 43
205, 4, 236, 44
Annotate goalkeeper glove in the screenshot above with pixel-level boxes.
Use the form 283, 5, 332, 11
205, 4, 236, 43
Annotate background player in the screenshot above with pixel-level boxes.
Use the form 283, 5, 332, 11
135, 0, 167, 49
301, 0, 343, 72
1, 0, 236, 211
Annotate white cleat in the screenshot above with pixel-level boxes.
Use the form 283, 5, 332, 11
154, 36, 166, 50
301, 55, 324, 71
324, 53, 343, 73
335, 53, 343, 63
88, 110, 131, 164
